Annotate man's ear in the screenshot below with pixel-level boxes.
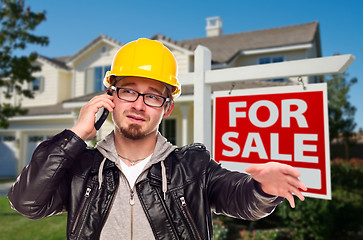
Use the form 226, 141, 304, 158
163, 101, 174, 118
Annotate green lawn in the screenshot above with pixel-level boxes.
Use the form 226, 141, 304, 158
0, 178, 15, 184
0, 197, 67, 240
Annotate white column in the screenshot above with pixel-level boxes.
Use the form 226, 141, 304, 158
15, 130, 22, 175
193, 46, 212, 150
180, 105, 190, 146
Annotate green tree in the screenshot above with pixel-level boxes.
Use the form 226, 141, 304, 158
0, 0, 48, 128
326, 72, 357, 159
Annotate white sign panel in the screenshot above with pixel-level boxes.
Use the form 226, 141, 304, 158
213, 83, 331, 200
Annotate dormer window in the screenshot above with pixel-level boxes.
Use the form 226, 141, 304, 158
85, 65, 111, 94
33, 77, 40, 91
6, 83, 14, 96
259, 56, 284, 65
102, 46, 106, 52
258, 56, 285, 81
101, 46, 108, 55
30, 76, 44, 93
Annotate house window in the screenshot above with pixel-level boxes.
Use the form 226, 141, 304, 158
259, 56, 284, 64
6, 84, 14, 96
259, 56, 285, 82
3, 135, 15, 142
159, 118, 177, 145
33, 77, 40, 91
29, 136, 45, 142
101, 46, 107, 54
85, 65, 111, 94
30, 77, 44, 92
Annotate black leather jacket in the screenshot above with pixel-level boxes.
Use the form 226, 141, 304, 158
8, 130, 282, 240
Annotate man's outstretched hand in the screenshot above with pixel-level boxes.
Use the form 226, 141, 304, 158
245, 162, 307, 208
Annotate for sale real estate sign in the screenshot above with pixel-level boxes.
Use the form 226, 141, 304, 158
213, 83, 331, 199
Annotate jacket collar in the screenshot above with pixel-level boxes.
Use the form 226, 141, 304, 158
91, 151, 116, 174
148, 153, 173, 184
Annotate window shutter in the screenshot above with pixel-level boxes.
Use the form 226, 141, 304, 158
39, 77, 45, 93
85, 68, 94, 94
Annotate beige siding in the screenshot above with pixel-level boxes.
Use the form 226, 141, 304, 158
73, 43, 119, 97
232, 49, 308, 67
2, 62, 64, 108
73, 69, 85, 97
58, 71, 72, 102
172, 50, 190, 74
26, 62, 59, 107
230, 49, 312, 84
0, 86, 17, 106
307, 39, 319, 58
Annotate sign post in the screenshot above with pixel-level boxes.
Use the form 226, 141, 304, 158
213, 83, 331, 200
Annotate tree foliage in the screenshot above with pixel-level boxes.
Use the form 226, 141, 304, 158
326, 72, 358, 159
0, 0, 48, 128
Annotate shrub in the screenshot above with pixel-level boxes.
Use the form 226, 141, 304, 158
213, 216, 228, 240
214, 159, 363, 240
277, 159, 363, 240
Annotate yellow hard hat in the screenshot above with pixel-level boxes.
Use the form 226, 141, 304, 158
104, 38, 181, 98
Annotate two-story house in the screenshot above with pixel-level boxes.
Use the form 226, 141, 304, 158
0, 18, 321, 177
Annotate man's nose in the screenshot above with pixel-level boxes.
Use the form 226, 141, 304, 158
131, 95, 146, 110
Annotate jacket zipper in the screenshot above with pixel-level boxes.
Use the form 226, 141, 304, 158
130, 190, 135, 240
71, 187, 91, 234
120, 164, 161, 240
180, 197, 202, 240
120, 170, 137, 240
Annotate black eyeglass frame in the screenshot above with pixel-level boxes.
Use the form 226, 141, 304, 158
109, 86, 170, 108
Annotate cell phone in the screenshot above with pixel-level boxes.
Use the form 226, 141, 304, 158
94, 108, 109, 130
94, 89, 113, 130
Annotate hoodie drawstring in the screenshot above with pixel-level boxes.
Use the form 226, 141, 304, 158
98, 157, 168, 200
98, 157, 107, 189
161, 160, 167, 200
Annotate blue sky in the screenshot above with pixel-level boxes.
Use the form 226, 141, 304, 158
25, 0, 363, 130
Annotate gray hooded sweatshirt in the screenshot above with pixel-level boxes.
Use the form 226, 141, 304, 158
95, 131, 176, 240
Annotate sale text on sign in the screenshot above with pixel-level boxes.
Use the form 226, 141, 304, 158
213, 84, 331, 199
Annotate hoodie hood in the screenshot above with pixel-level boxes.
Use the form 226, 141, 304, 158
95, 131, 177, 198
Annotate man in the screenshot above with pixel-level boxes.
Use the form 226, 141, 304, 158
8, 38, 307, 240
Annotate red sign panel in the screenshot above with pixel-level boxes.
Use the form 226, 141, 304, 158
213, 84, 331, 199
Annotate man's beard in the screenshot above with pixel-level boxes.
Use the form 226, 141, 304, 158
119, 124, 144, 140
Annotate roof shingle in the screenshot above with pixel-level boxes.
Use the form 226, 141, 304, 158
155, 21, 320, 63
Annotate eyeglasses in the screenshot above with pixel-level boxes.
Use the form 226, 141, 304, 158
110, 86, 170, 108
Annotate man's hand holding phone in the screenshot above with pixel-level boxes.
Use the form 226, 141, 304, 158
70, 92, 115, 141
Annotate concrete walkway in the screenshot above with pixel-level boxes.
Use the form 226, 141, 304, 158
0, 182, 13, 197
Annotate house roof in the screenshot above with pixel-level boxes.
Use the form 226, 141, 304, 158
67, 34, 123, 64
181, 80, 295, 96
62, 80, 295, 105
153, 21, 321, 64
42, 22, 320, 71
37, 55, 71, 71
63, 91, 103, 104
37, 34, 123, 71
19, 103, 73, 117
60, 22, 321, 108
